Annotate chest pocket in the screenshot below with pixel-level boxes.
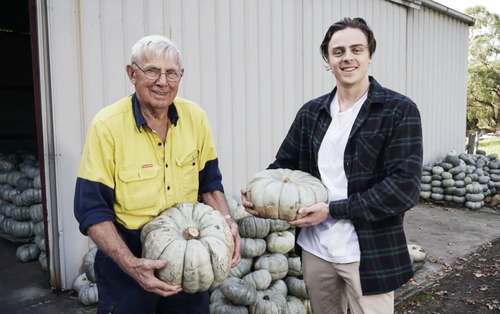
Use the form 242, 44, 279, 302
176, 149, 199, 201
118, 167, 159, 211
355, 134, 386, 171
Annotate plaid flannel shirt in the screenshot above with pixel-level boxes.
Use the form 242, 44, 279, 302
268, 76, 423, 295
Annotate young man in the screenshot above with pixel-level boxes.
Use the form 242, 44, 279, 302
242, 18, 423, 314
74, 35, 241, 314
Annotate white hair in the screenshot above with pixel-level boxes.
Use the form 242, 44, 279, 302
130, 35, 183, 70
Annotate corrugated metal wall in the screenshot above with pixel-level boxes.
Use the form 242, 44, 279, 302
43, 0, 470, 288
406, 5, 469, 165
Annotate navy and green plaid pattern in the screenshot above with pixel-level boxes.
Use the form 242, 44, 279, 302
268, 76, 423, 295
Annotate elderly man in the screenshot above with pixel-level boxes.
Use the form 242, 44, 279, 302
74, 35, 241, 314
242, 17, 422, 314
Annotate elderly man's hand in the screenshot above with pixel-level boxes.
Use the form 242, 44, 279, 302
226, 218, 242, 267
123, 257, 182, 297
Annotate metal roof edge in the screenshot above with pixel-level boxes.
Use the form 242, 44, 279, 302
421, 0, 476, 26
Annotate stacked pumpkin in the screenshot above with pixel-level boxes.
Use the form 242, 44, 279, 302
420, 150, 500, 210
210, 169, 328, 314
73, 247, 99, 306
0, 151, 46, 270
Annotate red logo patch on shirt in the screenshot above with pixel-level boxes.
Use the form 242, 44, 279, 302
142, 164, 153, 168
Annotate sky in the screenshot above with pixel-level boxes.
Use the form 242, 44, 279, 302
435, 0, 500, 15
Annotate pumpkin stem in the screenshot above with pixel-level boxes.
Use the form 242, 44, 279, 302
184, 227, 199, 240
283, 177, 292, 183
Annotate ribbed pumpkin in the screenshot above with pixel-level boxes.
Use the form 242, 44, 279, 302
35, 235, 46, 252
220, 277, 257, 306
241, 238, 267, 258
16, 177, 34, 192
242, 269, 273, 290
23, 165, 40, 179
246, 169, 328, 220
408, 244, 426, 263
11, 220, 35, 238
0, 157, 17, 172
210, 296, 249, 314
266, 231, 295, 254
268, 279, 288, 298
249, 290, 287, 314
73, 273, 92, 293
39, 251, 48, 271
34, 221, 45, 236
230, 257, 253, 278
287, 257, 302, 277
2, 188, 19, 202
230, 204, 252, 222
284, 276, 308, 299
81, 247, 97, 282
79, 283, 99, 305
12, 188, 42, 206
6, 171, 23, 187
16, 244, 40, 262
238, 216, 271, 239
10, 206, 31, 221
268, 219, 290, 232
141, 203, 234, 293
286, 295, 307, 314
254, 253, 288, 281
29, 204, 44, 222
33, 175, 42, 189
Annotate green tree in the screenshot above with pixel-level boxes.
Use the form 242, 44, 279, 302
466, 6, 500, 134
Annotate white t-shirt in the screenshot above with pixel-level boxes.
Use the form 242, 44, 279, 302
297, 90, 368, 263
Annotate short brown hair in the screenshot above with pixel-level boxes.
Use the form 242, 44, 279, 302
320, 17, 377, 63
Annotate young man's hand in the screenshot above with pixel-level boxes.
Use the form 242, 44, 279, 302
287, 203, 330, 227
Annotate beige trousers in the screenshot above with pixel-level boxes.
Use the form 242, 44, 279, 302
302, 250, 394, 314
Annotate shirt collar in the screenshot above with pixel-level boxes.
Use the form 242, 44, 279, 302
319, 76, 384, 115
132, 93, 179, 132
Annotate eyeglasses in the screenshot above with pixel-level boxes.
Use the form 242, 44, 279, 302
132, 62, 183, 82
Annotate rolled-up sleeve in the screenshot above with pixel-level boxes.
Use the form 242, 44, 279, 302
197, 113, 224, 194
74, 120, 116, 235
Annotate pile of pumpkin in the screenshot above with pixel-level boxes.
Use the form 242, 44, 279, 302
213, 195, 312, 314
0, 151, 47, 270
73, 247, 99, 306
420, 150, 500, 210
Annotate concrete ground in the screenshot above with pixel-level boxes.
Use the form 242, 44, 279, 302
1, 202, 499, 313
395, 202, 500, 304
0, 237, 96, 314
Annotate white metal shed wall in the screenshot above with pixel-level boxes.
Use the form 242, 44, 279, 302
406, 5, 469, 165
42, 0, 470, 288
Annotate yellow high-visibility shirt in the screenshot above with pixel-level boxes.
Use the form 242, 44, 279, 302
74, 93, 224, 233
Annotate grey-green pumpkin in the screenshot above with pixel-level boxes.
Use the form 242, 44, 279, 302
82, 247, 97, 283
11, 220, 35, 238
241, 238, 267, 258
219, 277, 257, 306
287, 256, 302, 277
254, 253, 289, 281
78, 283, 99, 305
238, 216, 271, 238
268, 279, 288, 298
249, 290, 287, 314
284, 276, 308, 299
266, 231, 295, 254
16, 244, 40, 262
286, 295, 307, 314
210, 296, 249, 314
29, 203, 44, 222
243, 269, 273, 290
230, 257, 253, 278
73, 273, 92, 293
